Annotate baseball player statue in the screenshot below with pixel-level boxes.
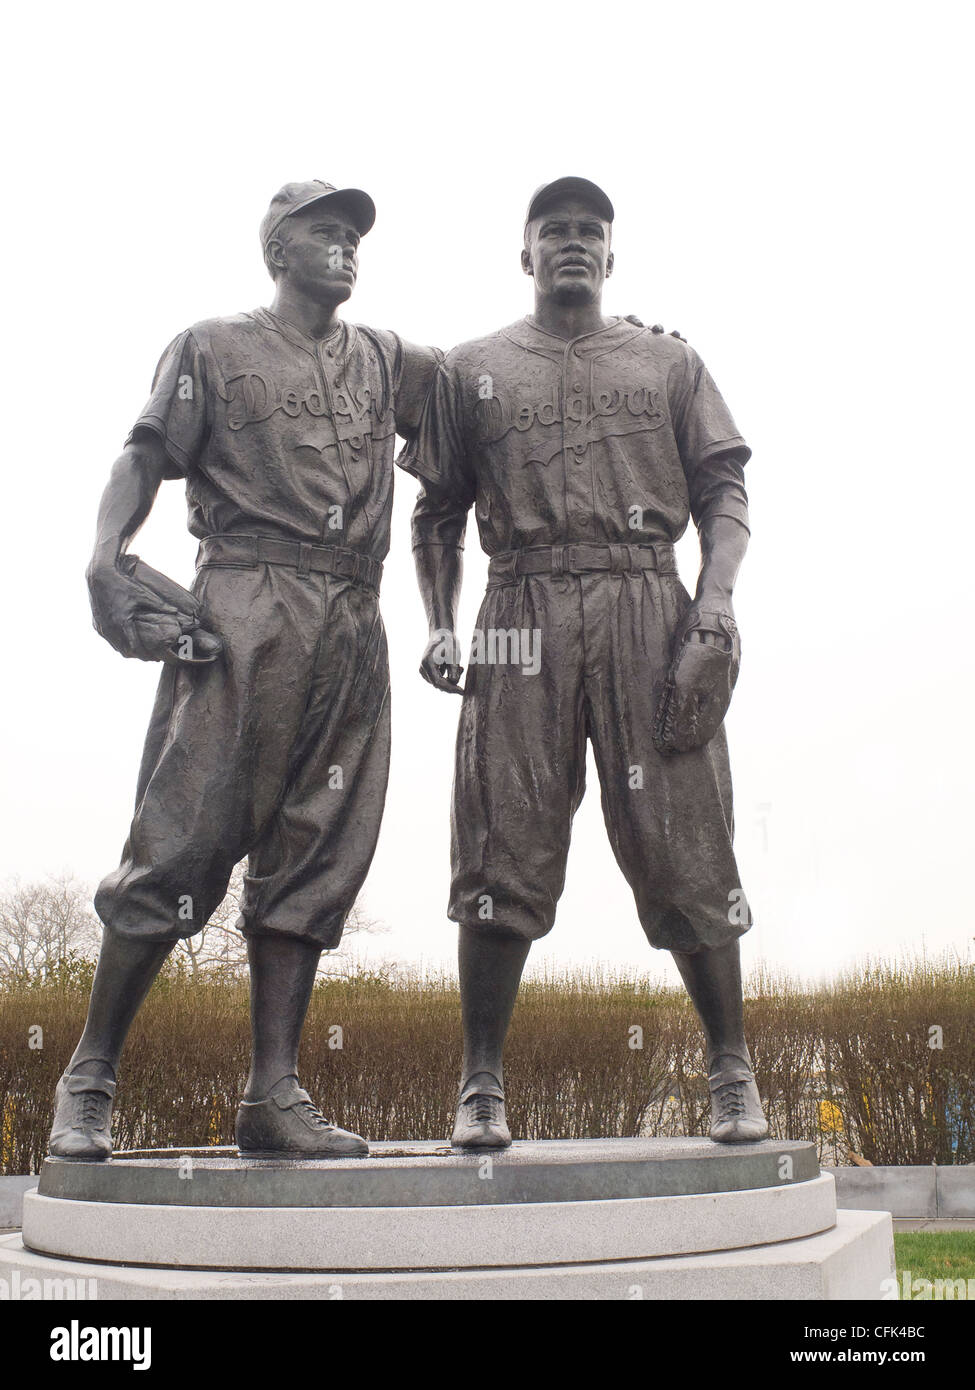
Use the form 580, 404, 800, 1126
49, 181, 439, 1160
400, 176, 769, 1149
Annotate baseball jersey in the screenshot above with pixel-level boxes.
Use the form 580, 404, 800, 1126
399, 316, 750, 552
129, 309, 441, 560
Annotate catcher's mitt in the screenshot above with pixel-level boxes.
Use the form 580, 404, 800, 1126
652, 608, 740, 755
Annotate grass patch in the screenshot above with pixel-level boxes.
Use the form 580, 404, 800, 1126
895, 1233, 975, 1298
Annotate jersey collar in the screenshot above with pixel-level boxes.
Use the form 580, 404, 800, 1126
251, 307, 352, 359
501, 315, 644, 361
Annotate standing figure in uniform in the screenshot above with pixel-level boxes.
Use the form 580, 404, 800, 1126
49, 181, 439, 1161
401, 176, 769, 1149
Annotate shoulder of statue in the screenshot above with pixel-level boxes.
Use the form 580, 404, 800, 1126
183, 312, 264, 354
353, 322, 395, 352
648, 322, 688, 344
188, 311, 258, 335
622, 317, 691, 347
442, 326, 511, 372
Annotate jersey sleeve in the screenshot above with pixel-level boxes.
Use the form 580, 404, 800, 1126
397, 360, 476, 548
671, 347, 751, 531
410, 477, 471, 550
126, 330, 208, 478
394, 340, 444, 439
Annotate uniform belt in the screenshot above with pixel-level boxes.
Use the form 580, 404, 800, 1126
487, 542, 677, 585
196, 535, 382, 591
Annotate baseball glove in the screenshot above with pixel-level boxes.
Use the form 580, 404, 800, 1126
109, 554, 223, 664
652, 608, 740, 755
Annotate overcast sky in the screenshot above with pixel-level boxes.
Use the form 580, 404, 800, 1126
2, 2, 971, 985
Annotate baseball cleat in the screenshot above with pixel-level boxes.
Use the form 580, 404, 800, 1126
48, 1071, 116, 1160
451, 1075, 512, 1150
236, 1075, 368, 1158
708, 1052, 769, 1144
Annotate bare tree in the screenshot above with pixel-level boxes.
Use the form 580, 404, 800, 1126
0, 868, 387, 982
173, 862, 387, 976
0, 875, 100, 981
174, 864, 249, 976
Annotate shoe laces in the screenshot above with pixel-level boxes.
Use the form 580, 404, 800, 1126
77, 1090, 111, 1130
467, 1094, 502, 1124
713, 1080, 747, 1119
294, 1098, 335, 1130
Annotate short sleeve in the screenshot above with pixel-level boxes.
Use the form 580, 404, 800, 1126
394, 340, 444, 439
396, 361, 476, 506
671, 348, 751, 530
397, 360, 476, 550
126, 330, 208, 478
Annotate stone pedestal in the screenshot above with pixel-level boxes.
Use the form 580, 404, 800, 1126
1, 1138, 895, 1300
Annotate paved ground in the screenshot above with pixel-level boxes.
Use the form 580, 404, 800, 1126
893, 1219, 975, 1232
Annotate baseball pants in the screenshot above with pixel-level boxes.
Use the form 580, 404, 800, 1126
449, 559, 750, 953
96, 557, 390, 949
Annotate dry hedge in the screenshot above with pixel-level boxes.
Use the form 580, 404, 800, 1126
1, 955, 971, 1174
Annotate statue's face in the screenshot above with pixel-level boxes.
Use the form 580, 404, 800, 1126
270, 201, 361, 302
522, 196, 613, 304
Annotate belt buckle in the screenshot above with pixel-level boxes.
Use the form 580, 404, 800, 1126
609, 544, 632, 574
334, 548, 360, 583
654, 544, 675, 573
563, 544, 587, 574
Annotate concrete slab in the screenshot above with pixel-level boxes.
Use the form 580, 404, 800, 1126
0, 1210, 894, 1300
893, 1218, 975, 1232
826, 1165, 936, 1217
21, 1172, 837, 1270
936, 1166, 975, 1218
0, 1176, 38, 1227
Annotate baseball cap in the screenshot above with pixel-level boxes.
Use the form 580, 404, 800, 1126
260, 180, 377, 247
525, 176, 615, 228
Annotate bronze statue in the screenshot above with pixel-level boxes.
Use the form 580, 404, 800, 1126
400, 176, 769, 1149
49, 181, 440, 1161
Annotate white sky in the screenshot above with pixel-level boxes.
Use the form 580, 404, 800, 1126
1, 1, 972, 985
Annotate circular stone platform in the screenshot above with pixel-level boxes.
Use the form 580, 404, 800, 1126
22, 1139, 834, 1272
38, 1137, 819, 1208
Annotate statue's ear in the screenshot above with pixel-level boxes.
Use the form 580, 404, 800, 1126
266, 237, 287, 275
521, 248, 533, 277
605, 251, 614, 279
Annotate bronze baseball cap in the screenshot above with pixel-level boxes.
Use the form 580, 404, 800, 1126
525, 176, 614, 228
260, 180, 377, 247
